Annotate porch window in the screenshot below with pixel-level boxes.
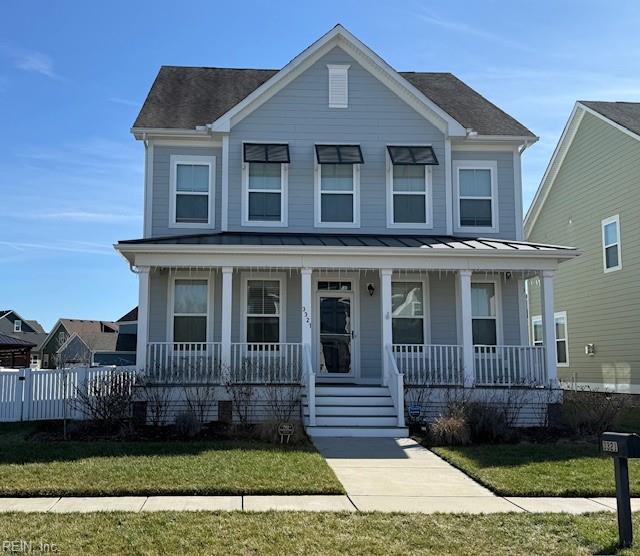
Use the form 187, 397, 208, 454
246, 280, 281, 343
532, 312, 568, 366
602, 215, 621, 272
243, 143, 289, 226
471, 283, 497, 345
170, 155, 215, 228
315, 145, 362, 226
454, 161, 497, 232
391, 282, 424, 344
173, 279, 208, 343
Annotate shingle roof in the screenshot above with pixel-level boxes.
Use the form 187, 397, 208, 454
133, 66, 535, 138
117, 307, 138, 323
119, 231, 574, 252
580, 101, 640, 137
53, 320, 120, 353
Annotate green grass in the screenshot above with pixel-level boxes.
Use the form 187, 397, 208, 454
0, 511, 639, 555
0, 423, 343, 496
432, 441, 640, 497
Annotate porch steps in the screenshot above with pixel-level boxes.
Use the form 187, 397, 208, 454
303, 385, 408, 438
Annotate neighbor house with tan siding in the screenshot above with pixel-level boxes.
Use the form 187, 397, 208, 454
525, 101, 640, 393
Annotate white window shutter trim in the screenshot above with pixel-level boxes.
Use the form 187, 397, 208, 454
328, 65, 349, 108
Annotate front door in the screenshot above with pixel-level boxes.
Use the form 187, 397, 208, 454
317, 290, 354, 376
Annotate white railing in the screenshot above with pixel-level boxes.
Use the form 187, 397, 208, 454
303, 344, 316, 426
393, 344, 463, 385
384, 345, 405, 428
230, 343, 303, 384
474, 345, 547, 386
146, 343, 222, 383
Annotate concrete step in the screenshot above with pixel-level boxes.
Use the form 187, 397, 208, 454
304, 405, 396, 416
303, 395, 394, 406
314, 386, 390, 397
314, 415, 398, 427
306, 426, 409, 438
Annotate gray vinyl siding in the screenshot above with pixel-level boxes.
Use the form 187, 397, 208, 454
451, 150, 517, 239
527, 111, 640, 388
360, 271, 382, 379
429, 274, 458, 345
149, 271, 168, 342
228, 46, 448, 234
150, 146, 222, 237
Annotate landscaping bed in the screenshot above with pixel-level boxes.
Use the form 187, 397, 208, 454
432, 441, 640, 497
0, 511, 637, 555
0, 423, 343, 496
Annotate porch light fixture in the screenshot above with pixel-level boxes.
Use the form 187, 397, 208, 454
367, 283, 375, 296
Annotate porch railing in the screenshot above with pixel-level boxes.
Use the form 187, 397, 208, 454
303, 344, 316, 426
146, 342, 222, 383
384, 345, 405, 428
230, 343, 303, 384
393, 344, 463, 386
474, 345, 547, 386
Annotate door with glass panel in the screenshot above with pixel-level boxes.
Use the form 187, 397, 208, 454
316, 281, 355, 376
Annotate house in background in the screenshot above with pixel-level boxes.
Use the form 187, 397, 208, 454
41, 310, 137, 368
526, 101, 640, 393
0, 333, 36, 368
116, 25, 577, 436
0, 310, 48, 367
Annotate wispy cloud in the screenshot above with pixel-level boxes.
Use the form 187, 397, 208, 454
14, 51, 59, 79
0, 240, 113, 256
108, 97, 139, 107
28, 210, 141, 223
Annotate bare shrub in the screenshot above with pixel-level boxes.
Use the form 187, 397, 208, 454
175, 411, 201, 438
466, 402, 513, 443
562, 387, 628, 435
264, 382, 303, 424
224, 360, 257, 427
430, 411, 471, 446
136, 381, 172, 427
73, 370, 135, 427
184, 384, 218, 424
500, 387, 530, 428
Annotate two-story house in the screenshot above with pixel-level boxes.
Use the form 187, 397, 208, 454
526, 101, 640, 394
116, 25, 577, 436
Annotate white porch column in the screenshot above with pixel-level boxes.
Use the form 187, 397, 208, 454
380, 269, 393, 385
301, 268, 313, 348
136, 266, 150, 371
540, 270, 558, 385
221, 267, 233, 375
457, 270, 474, 387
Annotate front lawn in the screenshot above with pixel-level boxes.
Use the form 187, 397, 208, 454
0, 423, 343, 496
0, 511, 637, 555
432, 441, 640, 497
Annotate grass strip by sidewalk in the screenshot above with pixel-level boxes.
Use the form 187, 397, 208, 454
0, 423, 343, 496
0, 511, 638, 555
432, 441, 640, 497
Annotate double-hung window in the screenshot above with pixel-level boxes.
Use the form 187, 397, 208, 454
471, 282, 498, 345
532, 312, 568, 366
454, 161, 498, 232
392, 281, 426, 344
172, 279, 208, 343
242, 143, 290, 226
315, 144, 362, 227
170, 155, 215, 228
387, 146, 437, 227
14, 319, 22, 333
245, 279, 282, 344
602, 215, 622, 272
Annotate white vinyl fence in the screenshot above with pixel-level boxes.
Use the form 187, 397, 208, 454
0, 366, 136, 422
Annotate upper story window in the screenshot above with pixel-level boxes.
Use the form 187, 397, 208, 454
242, 143, 290, 227
327, 65, 349, 108
172, 279, 208, 343
602, 215, 622, 272
532, 311, 568, 366
453, 161, 498, 233
387, 146, 438, 228
170, 155, 215, 229
314, 144, 363, 227
391, 281, 426, 344
13, 319, 22, 333
471, 282, 499, 345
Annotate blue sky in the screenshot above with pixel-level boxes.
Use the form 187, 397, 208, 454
2, 1, 640, 331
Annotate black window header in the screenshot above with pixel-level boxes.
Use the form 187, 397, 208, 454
315, 144, 364, 164
387, 145, 438, 165
243, 143, 290, 163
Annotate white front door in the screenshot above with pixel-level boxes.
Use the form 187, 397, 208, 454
315, 280, 357, 377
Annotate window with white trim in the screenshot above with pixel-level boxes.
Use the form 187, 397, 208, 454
327, 64, 349, 108
315, 145, 362, 227
471, 283, 497, 345
13, 320, 21, 333
602, 215, 621, 272
392, 282, 425, 344
170, 155, 215, 228
454, 161, 497, 232
245, 280, 281, 343
172, 279, 208, 343
30, 354, 40, 367
532, 312, 568, 366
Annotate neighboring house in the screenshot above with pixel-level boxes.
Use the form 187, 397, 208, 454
0, 333, 36, 368
0, 310, 48, 367
41, 314, 137, 368
525, 101, 640, 394
116, 25, 577, 436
